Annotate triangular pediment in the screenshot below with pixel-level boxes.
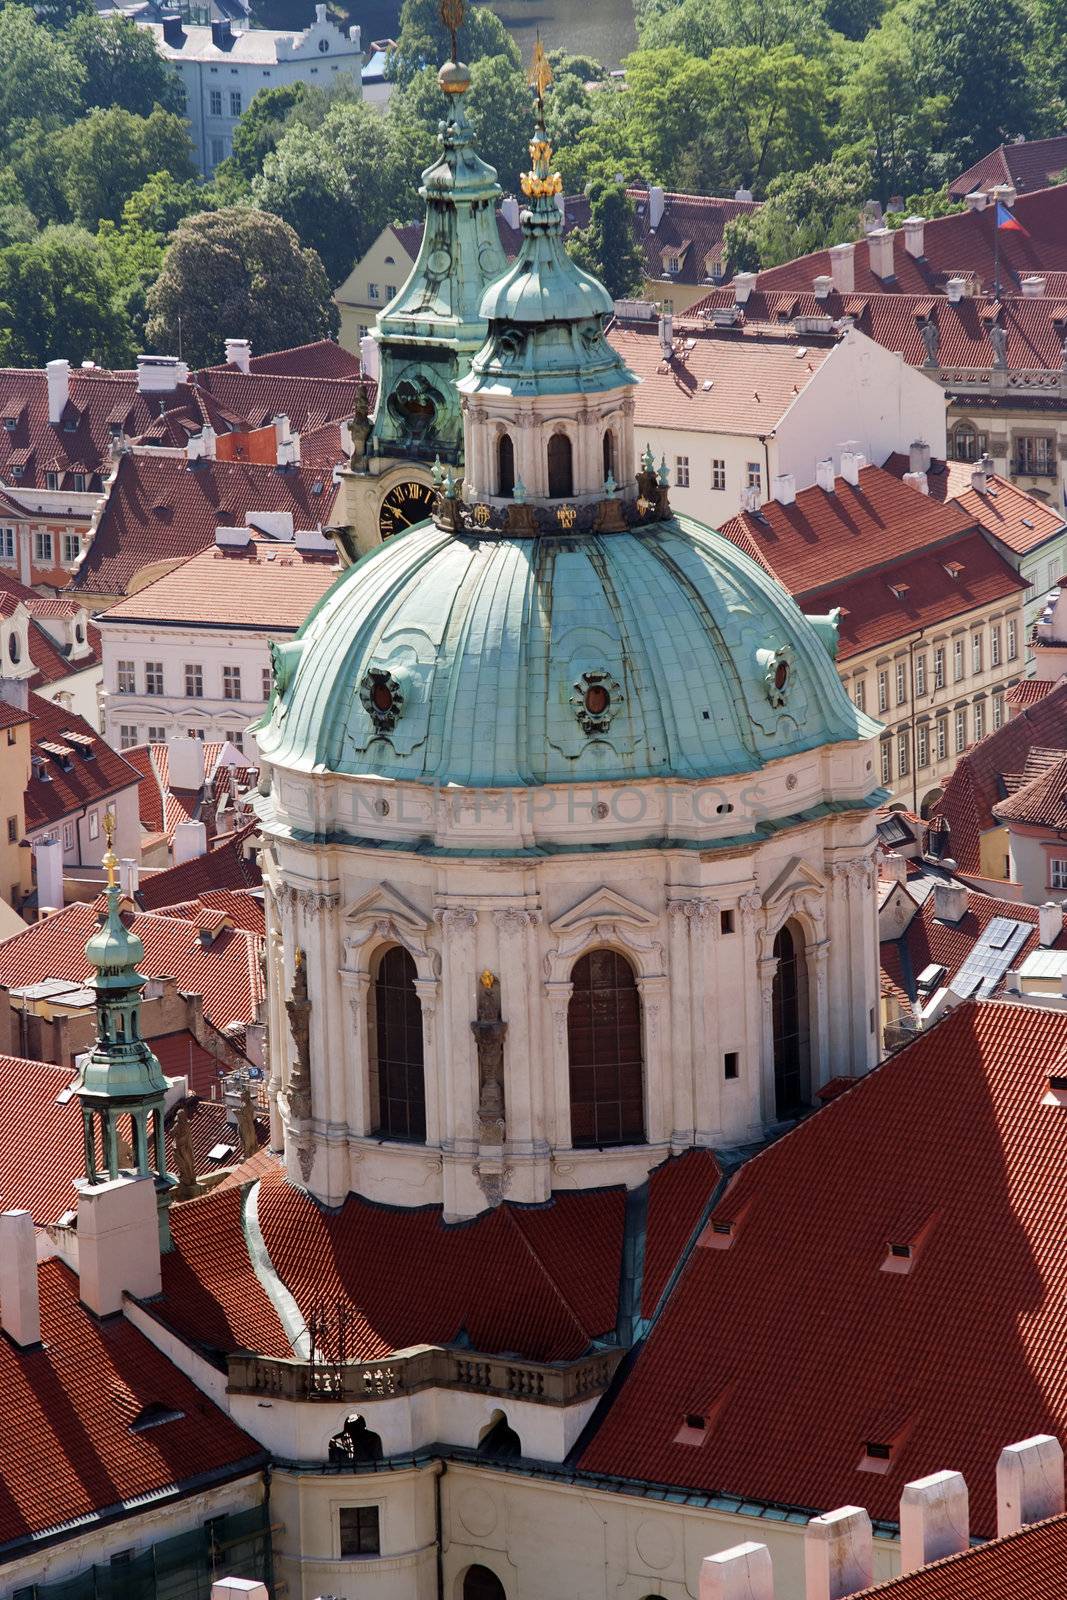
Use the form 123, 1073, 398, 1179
344, 880, 429, 932
551, 886, 659, 934
761, 856, 825, 907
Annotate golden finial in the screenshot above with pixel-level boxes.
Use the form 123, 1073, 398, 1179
440, 0, 463, 62
528, 37, 553, 111
102, 810, 118, 890
480, 968, 495, 989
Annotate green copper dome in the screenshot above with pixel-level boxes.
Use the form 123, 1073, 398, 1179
255, 517, 878, 788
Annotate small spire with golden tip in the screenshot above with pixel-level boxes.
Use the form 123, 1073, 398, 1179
528, 37, 553, 120
521, 38, 563, 201
102, 810, 118, 890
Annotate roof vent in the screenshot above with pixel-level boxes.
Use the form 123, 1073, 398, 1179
1021, 274, 1046, 297
815, 458, 835, 493
813, 274, 833, 300
916, 961, 947, 993
712, 305, 740, 327
1043, 1072, 1067, 1108
945, 277, 967, 303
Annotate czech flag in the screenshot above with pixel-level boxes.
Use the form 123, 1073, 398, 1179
996, 199, 1028, 233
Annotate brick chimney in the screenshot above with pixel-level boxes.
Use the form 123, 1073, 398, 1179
903, 216, 926, 259
813, 274, 833, 300
772, 473, 796, 505
225, 338, 251, 373
701, 1544, 774, 1600
867, 228, 896, 281
899, 1471, 969, 1572
910, 440, 932, 474
828, 243, 855, 295
996, 1436, 1065, 1536
804, 1507, 872, 1600
0, 1210, 41, 1347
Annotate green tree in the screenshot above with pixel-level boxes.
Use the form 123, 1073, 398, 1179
122, 170, 207, 237
636, 0, 829, 57
228, 81, 313, 184
740, 155, 871, 266
838, 23, 949, 203
144, 208, 337, 367
65, 13, 183, 117
0, 168, 37, 249
566, 180, 643, 300
0, 225, 130, 365
32, 0, 91, 28
97, 215, 165, 352
387, 0, 518, 85
254, 99, 422, 285
55, 105, 196, 227
908, 0, 1045, 169
721, 212, 762, 273
0, 6, 84, 142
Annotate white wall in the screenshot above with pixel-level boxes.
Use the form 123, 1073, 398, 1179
34, 663, 103, 729
101, 622, 275, 757
1007, 827, 1067, 905
26, 778, 141, 870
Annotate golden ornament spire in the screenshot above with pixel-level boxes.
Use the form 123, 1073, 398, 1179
528, 36, 553, 122
440, 0, 462, 62
521, 37, 563, 201
102, 810, 118, 889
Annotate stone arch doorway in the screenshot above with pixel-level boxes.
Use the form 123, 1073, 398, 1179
370, 945, 426, 1141
567, 948, 645, 1146
462, 1566, 507, 1600
772, 920, 810, 1118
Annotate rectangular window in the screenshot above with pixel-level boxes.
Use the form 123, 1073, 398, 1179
1051, 858, 1067, 891
339, 1506, 380, 1557
877, 670, 888, 713
227, 729, 244, 750
210, 88, 223, 115
719, 908, 734, 935
185, 663, 203, 698
261, 666, 272, 700
880, 741, 891, 784
63, 532, 80, 564
222, 664, 242, 700
853, 677, 865, 712
933, 646, 945, 689
0, 527, 13, 561
1017, 434, 1054, 476
88, 811, 99, 841
974, 698, 985, 740
936, 716, 948, 761
953, 637, 965, 681
914, 654, 926, 696
186, 726, 206, 739
993, 692, 1004, 729
723, 1051, 739, 1080
118, 724, 137, 750
145, 661, 164, 696
70, 473, 86, 493
117, 659, 135, 694
675, 455, 690, 488
1049, 561, 1058, 590
917, 723, 929, 768
895, 662, 907, 705
368, 282, 380, 301
1007, 617, 1018, 659
33, 531, 52, 564
955, 706, 967, 752
711, 459, 726, 491
62, 823, 73, 850
6, 815, 16, 843
230, 90, 242, 116
147, 725, 166, 742
746, 462, 761, 490
971, 631, 983, 674
210, 136, 225, 167
990, 624, 1001, 667
897, 731, 909, 777
385, 284, 397, 299
45, 471, 59, 491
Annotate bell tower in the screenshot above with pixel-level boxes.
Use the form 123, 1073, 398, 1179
74, 815, 175, 1247
331, 0, 507, 562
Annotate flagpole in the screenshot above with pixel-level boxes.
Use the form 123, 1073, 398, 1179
994, 206, 1000, 301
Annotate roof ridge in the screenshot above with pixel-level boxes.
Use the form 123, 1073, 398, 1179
503, 1203, 601, 1347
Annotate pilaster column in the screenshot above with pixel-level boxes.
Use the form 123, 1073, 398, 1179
827, 863, 852, 1077
808, 939, 831, 1094
493, 909, 542, 1154
667, 901, 694, 1146
739, 889, 765, 1129
413, 977, 441, 1146
514, 411, 540, 497
544, 981, 573, 1147
263, 880, 286, 1151
341, 968, 372, 1136
637, 973, 670, 1143
846, 856, 875, 1068
757, 954, 779, 1126
688, 898, 720, 1139
434, 907, 479, 1155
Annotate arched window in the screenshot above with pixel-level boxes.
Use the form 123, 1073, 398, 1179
372, 946, 426, 1142
951, 423, 983, 463
463, 1567, 507, 1600
478, 1410, 522, 1459
547, 432, 573, 498
497, 432, 515, 498
568, 949, 645, 1147
772, 921, 810, 1117
602, 429, 615, 481
329, 1414, 384, 1464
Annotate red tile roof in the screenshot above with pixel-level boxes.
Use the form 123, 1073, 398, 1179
641, 1149, 720, 1317
23, 692, 140, 833
626, 187, 761, 285
720, 465, 978, 597
880, 887, 1063, 1007
0, 900, 263, 1031
0, 1055, 81, 1222
949, 135, 1067, 199
580, 1000, 1067, 1537
934, 681, 1067, 871
992, 752, 1067, 826
0, 1256, 262, 1550
154, 888, 265, 937
0, 698, 31, 730
73, 454, 340, 599
191, 366, 365, 438
99, 532, 340, 629
240, 339, 363, 379
150, 1029, 233, 1097
0, 569, 102, 689
854, 1512, 1067, 1597
137, 824, 261, 912
1007, 677, 1059, 707
608, 319, 834, 434
882, 456, 1066, 556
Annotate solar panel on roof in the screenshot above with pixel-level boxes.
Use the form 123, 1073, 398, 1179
986, 916, 1020, 950
953, 918, 1031, 998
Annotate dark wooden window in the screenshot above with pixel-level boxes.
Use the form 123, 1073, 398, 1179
463, 1567, 507, 1600
339, 1505, 380, 1556
374, 946, 426, 1141
772, 923, 809, 1116
602, 429, 615, 480
568, 949, 645, 1146
547, 432, 573, 498
497, 433, 515, 498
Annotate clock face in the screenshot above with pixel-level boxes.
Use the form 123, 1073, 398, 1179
378, 480, 436, 539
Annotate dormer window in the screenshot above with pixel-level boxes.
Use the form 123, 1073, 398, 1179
889, 581, 910, 599
944, 561, 964, 579
45, 471, 59, 491
3, 417, 15, 433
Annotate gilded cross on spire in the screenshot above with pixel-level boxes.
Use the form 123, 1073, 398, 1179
102, 810, 118, 889
440, 0, 462, 63
528, 36, 552, 124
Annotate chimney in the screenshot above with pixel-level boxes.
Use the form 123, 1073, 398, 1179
649, 185, 665, 230
77, 1176, 161, 1317
813, 274, 833, 300
500, 195, 520, 230
733, 271, 757, 306
816, 458, 836, 493
46, 358, 70, 426
900, 1471, 969, 1572
840, 449, 865, 487
933, 881, 968, 923
274, 414, 301, 467
120, 857, 139, 897
659, 311, 674, 357
997, 1436, 1065, 1536
161, 11, 183, 44
909, 440, 932, 474
992, 183, 1017, 210
1040, 901, 1062, 947
187, 425, 216, 462
360, 333, 380, 383
210, 16, 232, 47
211, 1582, 269, 1600
34, 836, 64, 913
804, 1507, 873, 1600
867, 227, 895, 281
173, 819, 208, 866
964, 190, 987, 211
136, 354, 185, 394
0, 1210, 41, 1347
828, 243, 855, 295
700, 1543, 774, 1600
166, 734, 205, 792
1021, 274, 1046, 297
970, 456, 991, 493
772, 473, 796, 506
881, 851, 907, 885
733, 187, 753, 203
903, 216, 926, 259
225, 337, 251, 373
945, 277, 966, 303
739, 484, 761, 514
903, 471, 929, 495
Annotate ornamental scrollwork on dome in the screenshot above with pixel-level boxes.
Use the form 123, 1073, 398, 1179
757, 645, 796, 711
571, 669, 623, 736
359, 667, 404, 733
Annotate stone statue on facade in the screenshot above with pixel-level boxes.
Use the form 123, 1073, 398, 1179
920, 317, 940, 367
236, 1087, 259, 1159
990, 322, 1008, 369
171, 1106, 198, 1198
285, 949, 313, 1122
471, 969, 506, 1145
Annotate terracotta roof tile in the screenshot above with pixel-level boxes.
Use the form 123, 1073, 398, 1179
992, 752, 1067, 826
153, 889, 265, 937
882, 456, 1066, 555
0, 1055, 81, 1222
852, 1512, 1067, 1596
239, 339, 363, 379
641, 1149, 720, 1317
137, 824, 261, 912
579, 1000, 1067, 1537
99, 532, 340, 629
23, 692, 140, 832
1007, 677, 1059, 707
882, 887, 1063, 1003
950, 135, 1067, 199
0, 569, 102, 688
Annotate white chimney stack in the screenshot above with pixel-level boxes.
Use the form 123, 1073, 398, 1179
34, 836, 64, 913
187, 425, 216, 462
120, 857, 139, 897
804, 1507, 873, 1600
77, 1176, 162, 1318
899, 1470, 969, 1572
500, 194, 520, 230
1021, 274, 1046, 297
813, 274, 833, 300
0, 1210, 40, 1347
903, 471, 929, 495
649, 185, 665, 230
1040, 901, 1062, 947
828, 243, 855, 295
46, 359, 70, 426
946, 277, 966, 303
136, 354, 186, 394
903, 216, 926, 259
997, 1435, 1065, 1536
772, 473, 796, 506
909, 440, 932, 474
733, 271, 757, 305
964, 190, 987, 211
166, 734, 205, 792
360, 334, 380, 383
734, 187, 753, 203
867, 227, 896, 281
274, 414, 301, 467
224, 338, 251, 374
173, 819, 209, 866
816, 458, 836, 493
881, 851, 907, 885
840, 450, 865, 487
659, 311, 674, 357
970, 457, 991, 493
933, 881, 968, 923
992, 182, 1017, 210
700, 1543, 774, 1600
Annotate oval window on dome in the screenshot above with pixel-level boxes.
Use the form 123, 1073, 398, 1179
774, 661, 789, 692
371, 680, 394, 714
584, 684, 610, 716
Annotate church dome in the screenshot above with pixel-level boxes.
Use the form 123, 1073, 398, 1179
256, 515, 875, 788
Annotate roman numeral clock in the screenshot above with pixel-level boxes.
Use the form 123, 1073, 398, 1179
378, 480, 438, 540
